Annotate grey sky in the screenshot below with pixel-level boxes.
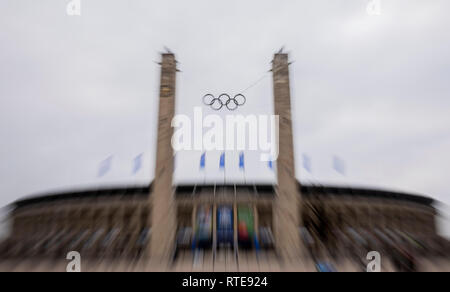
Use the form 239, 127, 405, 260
1, 0, 449, 235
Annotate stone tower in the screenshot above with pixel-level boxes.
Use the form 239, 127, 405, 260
272, 52, 302, 260
149, 53, 178, 262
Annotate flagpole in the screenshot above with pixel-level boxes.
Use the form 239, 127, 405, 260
200, 152, 206, 185
132, 153, 142, 188
224, 152, 226, 186
219, 152, 226, 186
241, 152, 246, 185
243, 167, 247, 185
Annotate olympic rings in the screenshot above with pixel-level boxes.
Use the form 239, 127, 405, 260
202, 93, 246, 111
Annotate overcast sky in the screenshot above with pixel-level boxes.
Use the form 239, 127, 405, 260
0, 0, 449, 235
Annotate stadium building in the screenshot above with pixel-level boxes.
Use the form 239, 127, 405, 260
0, 52, 447, 272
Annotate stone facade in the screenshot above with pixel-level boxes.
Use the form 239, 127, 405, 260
272, 53, 302, 260
149, 53, 178, 262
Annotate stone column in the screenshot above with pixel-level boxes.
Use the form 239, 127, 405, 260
149, 53, 178, 263
272, 52, 302, 260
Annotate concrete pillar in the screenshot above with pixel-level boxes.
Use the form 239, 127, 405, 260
271, 52, 302, 260
149, 53, 178, 262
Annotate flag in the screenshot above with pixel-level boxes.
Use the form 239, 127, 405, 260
200, 152, 206, 170
132, 153, 143, 174
239, 152, 245, 170
173, 152, 177, 170
98, 156, 113, 177
219, 152, 225, 169
302, 154, 311, 173
333, 155, 346, 175
268, 159, 273, 171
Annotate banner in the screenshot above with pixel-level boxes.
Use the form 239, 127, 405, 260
217, 206, 233, 245
195, 205, 212, 247
237, 206, 254, 246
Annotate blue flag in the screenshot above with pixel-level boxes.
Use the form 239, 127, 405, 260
268, 160, 273, 170
219, 152, 225, 169
333, 156, 346, 175
98, 156, 113, 177
132, 153, 143, 174
200, 152, 206, 170
302, 154, 311, 173
239, 152, 245, 170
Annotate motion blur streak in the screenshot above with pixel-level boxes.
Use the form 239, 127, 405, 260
0, 51, 449, 272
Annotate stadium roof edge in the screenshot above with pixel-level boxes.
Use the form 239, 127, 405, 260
298, 182, 435, 207
10, 181, 435, 210
12, 183, 153, 210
